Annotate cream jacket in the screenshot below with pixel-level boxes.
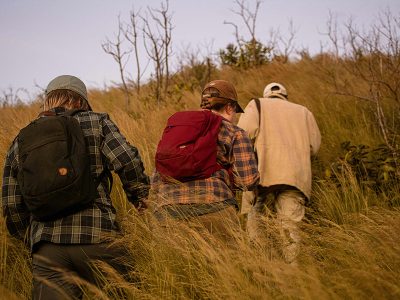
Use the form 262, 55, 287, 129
237, 96, 321, 199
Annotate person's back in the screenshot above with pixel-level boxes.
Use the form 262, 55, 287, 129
152, 80, 259, 241
27, 108, 148, 245
2, 75, 150, 299
252, 95, 320, 198
238, 82, 320, 264
153, 118, 257, 206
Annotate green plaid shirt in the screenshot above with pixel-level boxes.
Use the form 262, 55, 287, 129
152, 119, 260, 208
1, 107, 149, 250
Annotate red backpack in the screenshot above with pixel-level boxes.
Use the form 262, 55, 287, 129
155, 110, 223, 182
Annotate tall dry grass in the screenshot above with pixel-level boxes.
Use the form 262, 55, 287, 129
0, 58, 399, 299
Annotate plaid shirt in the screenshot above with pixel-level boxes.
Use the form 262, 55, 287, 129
152, 119, 259, 207
1, 107, 149, 250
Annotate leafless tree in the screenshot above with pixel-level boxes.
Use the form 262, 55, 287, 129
142, 0, 173, 103
239, 0, 261, 60
103, 1, 173, 105
224, 0, 262, 61
275, 19, 297, 62
296, 47, 312, 60
152, 0, 173, 95
33, 80, 46, 104
142, 11, 165, 104
325, 9, 400, 164
124, 7, 146, 97
175, 41, 216, 90
102, 16, 131, 109
324, 10, 341, 60
0, 87, 30, 107
223, 20, 241, 47
231, 0, 261, 42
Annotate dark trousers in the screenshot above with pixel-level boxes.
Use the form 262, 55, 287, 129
32, 242, 130, 300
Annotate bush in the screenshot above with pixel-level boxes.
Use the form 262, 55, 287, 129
219, 40, 272, 69
329, 141, 398, 200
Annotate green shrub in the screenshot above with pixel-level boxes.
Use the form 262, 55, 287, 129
328, 141, 398, 204
219, 40, 272, 69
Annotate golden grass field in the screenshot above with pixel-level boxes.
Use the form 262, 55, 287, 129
0, 58, 399, 299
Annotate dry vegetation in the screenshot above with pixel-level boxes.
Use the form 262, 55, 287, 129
0, 55, 399, 299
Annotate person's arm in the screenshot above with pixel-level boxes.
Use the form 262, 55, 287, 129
1, 142, 30, 240
306, 110, 321, 156
100, 115, 150, 207
231, 129, 260, 191
237, 99, 260, 141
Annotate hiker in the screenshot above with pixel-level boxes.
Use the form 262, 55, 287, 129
237, 82, 321, 264
1, 75, 150, 299
151, 80, 259, 241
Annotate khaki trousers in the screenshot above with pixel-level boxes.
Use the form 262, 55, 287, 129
246, 188, 305, 263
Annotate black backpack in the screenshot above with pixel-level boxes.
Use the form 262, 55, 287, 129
17, 110, 99, 221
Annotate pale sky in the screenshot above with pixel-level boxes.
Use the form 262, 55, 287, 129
0, 0, 399, 99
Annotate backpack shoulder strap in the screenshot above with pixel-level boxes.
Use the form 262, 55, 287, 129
252, 98, 261, 127
64, 109, 113, 192
249, 98, 262, 162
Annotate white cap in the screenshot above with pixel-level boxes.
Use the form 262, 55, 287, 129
263, 82, 288, 98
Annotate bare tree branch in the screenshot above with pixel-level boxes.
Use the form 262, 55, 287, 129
102, 16, 131, 109
276, 19, 297, 62
141, 0, 173, 103
124, 7, 145, 96
222, 0, 265, 66
324, 10, 340, 59
154, 0, 173, 96
142, 10, 165, 104
231, 0, 261, 42
0, 87, 30, 107
325, 11, 400, 162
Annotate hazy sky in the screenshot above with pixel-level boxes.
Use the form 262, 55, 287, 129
1, 0, 399, 98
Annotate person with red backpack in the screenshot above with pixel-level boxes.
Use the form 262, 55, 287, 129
152, 80, 259, 241
1, 75, 150, 299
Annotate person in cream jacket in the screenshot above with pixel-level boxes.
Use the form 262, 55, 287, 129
238, 82, 321, 264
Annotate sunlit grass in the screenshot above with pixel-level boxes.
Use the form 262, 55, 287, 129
74, 204, 400, 299
0, 59, 399, 299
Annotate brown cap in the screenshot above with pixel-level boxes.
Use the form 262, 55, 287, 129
200, 80, 244, 113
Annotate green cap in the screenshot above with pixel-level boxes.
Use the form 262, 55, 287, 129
46, 75, 88, 101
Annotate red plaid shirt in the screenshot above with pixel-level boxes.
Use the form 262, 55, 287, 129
151, 119, 259, 207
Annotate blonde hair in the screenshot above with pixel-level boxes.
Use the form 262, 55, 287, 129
43, 90, 89, 111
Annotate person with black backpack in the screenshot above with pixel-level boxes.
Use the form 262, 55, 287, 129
1, 75, 150, 299
152, 80, 259, 242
